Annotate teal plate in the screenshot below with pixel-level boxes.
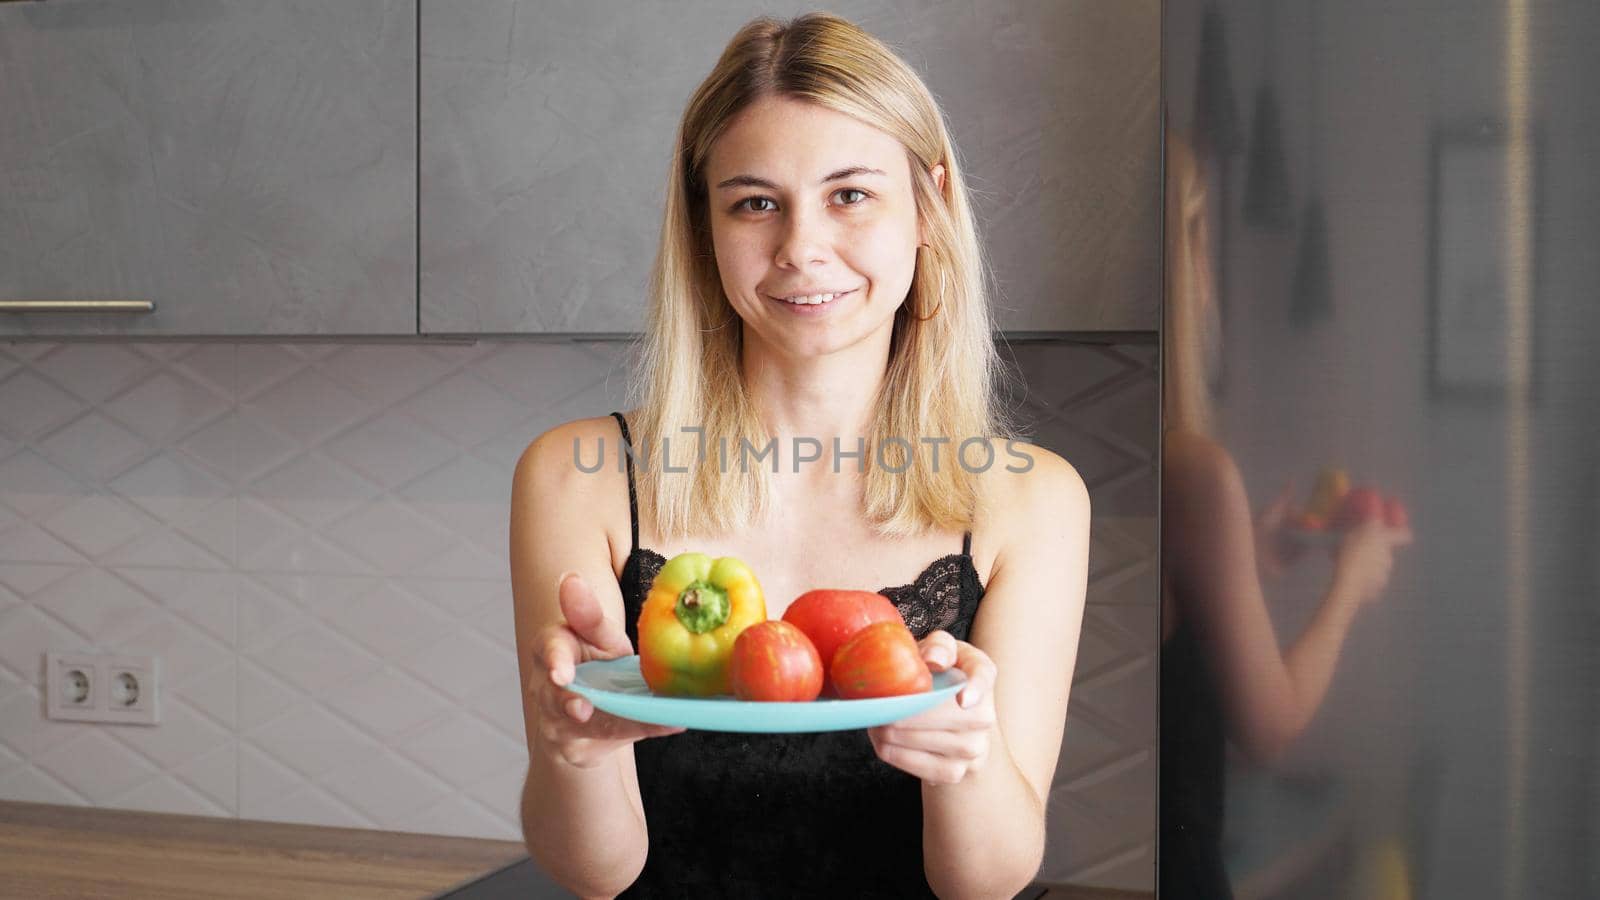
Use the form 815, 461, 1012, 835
568, 655, 966, 733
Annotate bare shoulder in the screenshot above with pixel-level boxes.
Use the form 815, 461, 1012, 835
990, 439, 1088, 512
515, 415, 627, 495
1162, 427, 1240, 503
980, 440, 1090, 567
512, 414, 633, 570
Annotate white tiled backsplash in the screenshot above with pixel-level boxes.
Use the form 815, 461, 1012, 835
0, 338, 1155, 890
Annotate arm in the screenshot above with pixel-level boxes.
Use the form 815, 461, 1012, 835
1163, 431, 1360, 765
921, 449, 1091, 899
511, 422, 651, 898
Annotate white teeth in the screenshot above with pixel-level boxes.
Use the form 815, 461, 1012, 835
780, 291, 842, 305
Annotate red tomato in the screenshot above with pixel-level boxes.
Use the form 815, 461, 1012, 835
729, 621, 824, 702
781, 590, 905, 696
1293, 511, 1327, 532
1332, 486, 1385, 529
830, 620, 932, 700
1384, 495, 1410, 529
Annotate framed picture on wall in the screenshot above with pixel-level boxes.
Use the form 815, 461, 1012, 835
1426, 119, 1545, 403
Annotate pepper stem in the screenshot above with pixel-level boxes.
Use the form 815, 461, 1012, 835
674, 581, 730, 634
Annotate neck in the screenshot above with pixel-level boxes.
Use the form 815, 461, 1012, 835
739, 327, 891, 453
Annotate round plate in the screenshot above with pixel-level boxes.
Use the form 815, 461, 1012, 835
1286, 523, 1409, 548
567, 655, 966, 733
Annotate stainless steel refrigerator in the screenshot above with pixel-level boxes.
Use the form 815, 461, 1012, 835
1161, 2, 1600, 897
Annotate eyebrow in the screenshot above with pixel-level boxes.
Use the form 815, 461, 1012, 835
714, 166, 888, 191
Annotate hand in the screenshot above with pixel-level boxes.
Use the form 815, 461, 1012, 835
1256, 479, 1308, 580
866, 630, 997, 786
1330, 518, 1414, 609
529, 571, 685, 769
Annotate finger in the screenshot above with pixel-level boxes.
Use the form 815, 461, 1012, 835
882, 698, 989, 731
539, 628, 581, 687
583, 706, 687, 740
536, 679, 582, 721
542, 701, 686, 749
878, 728, 989, 762
876, 742, 971, 786
558, 573, 635, 659
919, 631, 958, 670
880, 705, 995, 733
951, 643, 997, 709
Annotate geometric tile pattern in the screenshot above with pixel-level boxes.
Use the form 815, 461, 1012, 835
0, 338, 1155, 891
1003, 341, 1158, 891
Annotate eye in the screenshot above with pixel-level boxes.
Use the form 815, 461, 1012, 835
834, 188, 870, 205
734, 196, 777, 213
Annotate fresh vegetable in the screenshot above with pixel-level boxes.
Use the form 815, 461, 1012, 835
1293, 511, 1328, 532
781, 589, 906, 696
1332, 486, 1385, 529
1383, 495, 1410, 529
830, 620, 932, 699
729, 620, 824, 702
1306, 467, 1351, 518
637, 552, 767, 697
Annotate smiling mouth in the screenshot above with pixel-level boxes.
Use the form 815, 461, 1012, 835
770, 288, 858, 306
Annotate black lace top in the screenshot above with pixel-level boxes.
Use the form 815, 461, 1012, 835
608, 412, 987, 898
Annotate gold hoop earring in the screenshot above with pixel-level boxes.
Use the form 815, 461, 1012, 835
911, 267, 944, 322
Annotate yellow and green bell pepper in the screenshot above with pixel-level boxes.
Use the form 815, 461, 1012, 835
637, 552, 767, 697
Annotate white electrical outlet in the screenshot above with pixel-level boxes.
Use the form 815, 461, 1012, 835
46, 652, 100, 723
45, 652, 160, 726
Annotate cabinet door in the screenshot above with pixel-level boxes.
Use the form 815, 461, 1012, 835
0, 1, 416, 336
420, 0, 1157, 335
420, 0, 663, 334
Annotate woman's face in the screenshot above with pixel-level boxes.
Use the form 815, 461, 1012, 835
703, 95, 942, 360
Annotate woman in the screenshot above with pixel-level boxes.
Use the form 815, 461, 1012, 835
1159, 128, 1413, 899
509, 13, 1090, 899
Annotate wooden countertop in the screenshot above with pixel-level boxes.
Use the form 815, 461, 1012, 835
0, 800, 528, 899
0, 799, 1154, 900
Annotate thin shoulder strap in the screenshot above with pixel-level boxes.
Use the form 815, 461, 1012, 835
962, 530, 972, 557
609, 411, 639, 554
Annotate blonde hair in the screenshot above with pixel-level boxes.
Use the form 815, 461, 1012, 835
625, 12, 1019, 542
1163, 127, 1218, 437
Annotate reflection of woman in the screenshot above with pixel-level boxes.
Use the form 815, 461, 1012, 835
1159, 128, 1412, 899
509, 14, 1091, 897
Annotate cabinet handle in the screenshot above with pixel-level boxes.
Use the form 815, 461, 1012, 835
0, 300, 156, 313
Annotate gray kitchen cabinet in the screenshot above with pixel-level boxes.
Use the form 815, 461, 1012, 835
421, 0, 1158, 335
0, 1, 416, 337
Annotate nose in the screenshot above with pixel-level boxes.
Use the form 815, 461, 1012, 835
773, 205, 831, 270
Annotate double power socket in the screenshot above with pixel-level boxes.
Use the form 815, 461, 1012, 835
45, 652, 161, 726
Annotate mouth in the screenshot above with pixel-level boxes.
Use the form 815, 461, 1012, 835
768, 287, 859, 308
